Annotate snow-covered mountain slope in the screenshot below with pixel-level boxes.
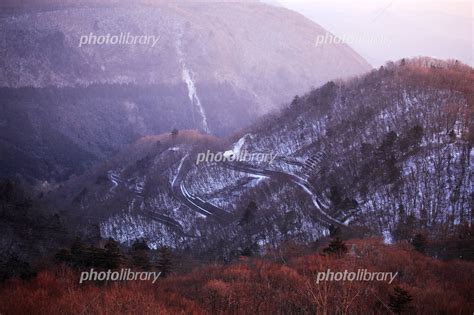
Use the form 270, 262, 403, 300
0, 1, 370, 98
0, 1, 372, 182
47, 58, 473, 257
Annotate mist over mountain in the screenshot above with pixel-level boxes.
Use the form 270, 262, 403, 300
0, 1, 371, 183
281, 0, 473, 68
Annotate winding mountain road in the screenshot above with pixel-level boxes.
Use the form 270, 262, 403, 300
170, 153, 346, 229
171, 155, 233, 224
221, 162, 346, 229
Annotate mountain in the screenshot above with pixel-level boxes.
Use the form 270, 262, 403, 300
45, 58, 473, 259
0, 0, 371, 182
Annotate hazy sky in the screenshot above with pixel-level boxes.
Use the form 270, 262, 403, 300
275, 0, 473, 67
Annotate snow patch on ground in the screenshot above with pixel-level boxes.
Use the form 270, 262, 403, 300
383, 230, 393, 244
232, 134, 251, 156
